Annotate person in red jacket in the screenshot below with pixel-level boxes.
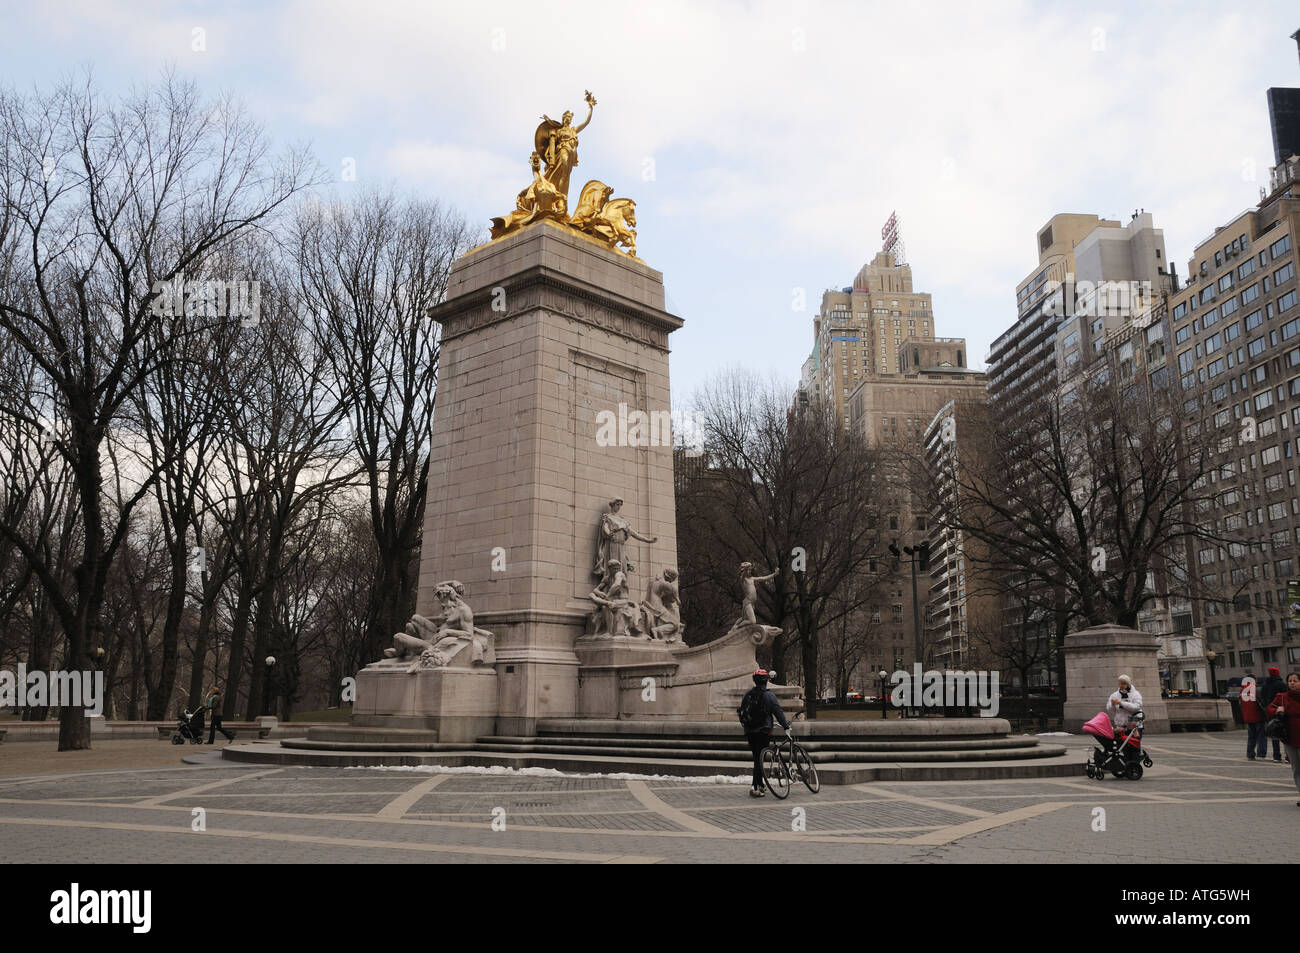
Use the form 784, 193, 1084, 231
1240, 676, 1267, 760
1265, 672, 1300, 806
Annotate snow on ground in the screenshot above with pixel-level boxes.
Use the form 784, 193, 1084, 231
1035, 732, 1074, 736
345, 763, 750, 784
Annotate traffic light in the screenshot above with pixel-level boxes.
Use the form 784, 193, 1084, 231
917, 540, 930, 572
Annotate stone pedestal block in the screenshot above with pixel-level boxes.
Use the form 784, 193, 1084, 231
352, 665, 498, 743
1064, 624, 1170, 733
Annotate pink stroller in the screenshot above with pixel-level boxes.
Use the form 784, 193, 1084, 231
1082, 711, 1152, 780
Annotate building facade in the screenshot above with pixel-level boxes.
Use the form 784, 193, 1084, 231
1166, 155, 1300, 691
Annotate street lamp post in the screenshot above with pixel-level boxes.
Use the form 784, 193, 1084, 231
878, 670, 888, 719
889, 539, 930, 712
1206, 650, 1217, 698
264, 655, 277, 718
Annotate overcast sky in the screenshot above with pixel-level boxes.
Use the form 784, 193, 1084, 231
3, 0, 1298, 404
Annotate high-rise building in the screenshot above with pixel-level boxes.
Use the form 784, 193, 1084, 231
990, 212, 1171, 420
1165, 155, 1300, 691
799, 240, 980, 679
922, 396, 994, 671
983, 211, 1173, 688
808, 251, 939, 428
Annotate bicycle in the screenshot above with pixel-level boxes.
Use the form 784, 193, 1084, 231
761, 714, 820, 799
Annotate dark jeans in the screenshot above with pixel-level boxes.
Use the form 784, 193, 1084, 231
747, 730, 770, 788
207, 712, 234, 743
1248, 722, 1266, 758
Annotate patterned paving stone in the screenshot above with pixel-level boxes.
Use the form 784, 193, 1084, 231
0, 732, 1294, 863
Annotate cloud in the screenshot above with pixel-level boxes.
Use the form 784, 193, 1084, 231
4, 0, 1296, 384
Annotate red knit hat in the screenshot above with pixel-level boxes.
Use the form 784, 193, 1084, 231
1268, 666, 1280, 676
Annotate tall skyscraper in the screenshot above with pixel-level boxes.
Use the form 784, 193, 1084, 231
983, 211, 1173, 688
807, 249, 941, 428
1165, 155, 1300, 691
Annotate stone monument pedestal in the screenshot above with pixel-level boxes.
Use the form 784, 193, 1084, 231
352, 664, 498, 743
1064, 624, 1170, 733
418, 220, 683, 735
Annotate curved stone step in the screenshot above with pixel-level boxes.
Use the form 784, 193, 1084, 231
282, 738, 478, 752
469, 740, 1067, 763
222, 741, 1082, 780
477, 734, 1041, 753
535, 717, 1013, 739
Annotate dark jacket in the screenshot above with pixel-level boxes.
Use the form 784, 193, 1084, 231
741, 687, 790, 734
1258, 675, 1285, 711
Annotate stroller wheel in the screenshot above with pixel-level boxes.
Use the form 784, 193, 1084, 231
170, 734, 183, 745
1125, 762, 1144, 781
1085, 764, 1095, 778
1142, 756, 1153, 768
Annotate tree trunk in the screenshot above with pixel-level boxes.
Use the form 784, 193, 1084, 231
244, 590, 276, 720
188, 598, 216, 710
222, 578, 255, 719
145, 533, 189, 719
799, 617, 819, 718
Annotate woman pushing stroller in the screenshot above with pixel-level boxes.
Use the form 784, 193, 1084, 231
1083, 674, 1153, 780
1107, 675, 1143, 729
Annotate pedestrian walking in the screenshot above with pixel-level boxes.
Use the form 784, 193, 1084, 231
1241, 675, 1267, 760
1258, 666, 1287, 762
204, 686, 236, 744
737, 669, 790, 798
1264, 672, 1300, 806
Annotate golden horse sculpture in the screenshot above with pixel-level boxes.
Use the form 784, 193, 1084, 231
570, 180, 637, 258
488, 91, 638, 258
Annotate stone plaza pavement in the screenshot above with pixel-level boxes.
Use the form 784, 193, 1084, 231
0, 732, 1294, 863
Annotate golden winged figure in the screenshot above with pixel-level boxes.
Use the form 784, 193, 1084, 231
534, 90, 596, 205
487, 91, 638, 258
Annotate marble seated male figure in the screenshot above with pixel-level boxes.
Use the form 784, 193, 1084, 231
383, 581, 496, 668
588, 559, 645, 638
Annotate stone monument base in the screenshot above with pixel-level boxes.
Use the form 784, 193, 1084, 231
1064, 624, 1170, 733
573, 623, 801, 720
351, 664, 498, 743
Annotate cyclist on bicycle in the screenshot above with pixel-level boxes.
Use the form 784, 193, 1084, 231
738, 669, 791, 797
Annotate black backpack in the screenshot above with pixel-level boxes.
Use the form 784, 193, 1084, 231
737, 687, 767, 732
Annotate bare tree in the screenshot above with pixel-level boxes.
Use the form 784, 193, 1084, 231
208, 267, 355, 720
921, 373, 1219, 647
687, 369, 885, 716
293, 190, 473, 661
0, 73, 312, 748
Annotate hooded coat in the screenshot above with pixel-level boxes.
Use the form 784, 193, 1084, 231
1106, 680, 1143, 729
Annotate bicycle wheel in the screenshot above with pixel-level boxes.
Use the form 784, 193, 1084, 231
793, 744, 820, 793
762, 745, 791, 799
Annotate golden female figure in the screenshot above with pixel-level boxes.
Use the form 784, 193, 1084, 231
535, 90, 596, 204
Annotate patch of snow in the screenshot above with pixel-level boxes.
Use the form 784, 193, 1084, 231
1035, 731, 1074, 736
345, 763, 750, 784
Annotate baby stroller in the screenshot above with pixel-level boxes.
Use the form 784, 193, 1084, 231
171, 707, 206, 745
1082, 710, 1153, 780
